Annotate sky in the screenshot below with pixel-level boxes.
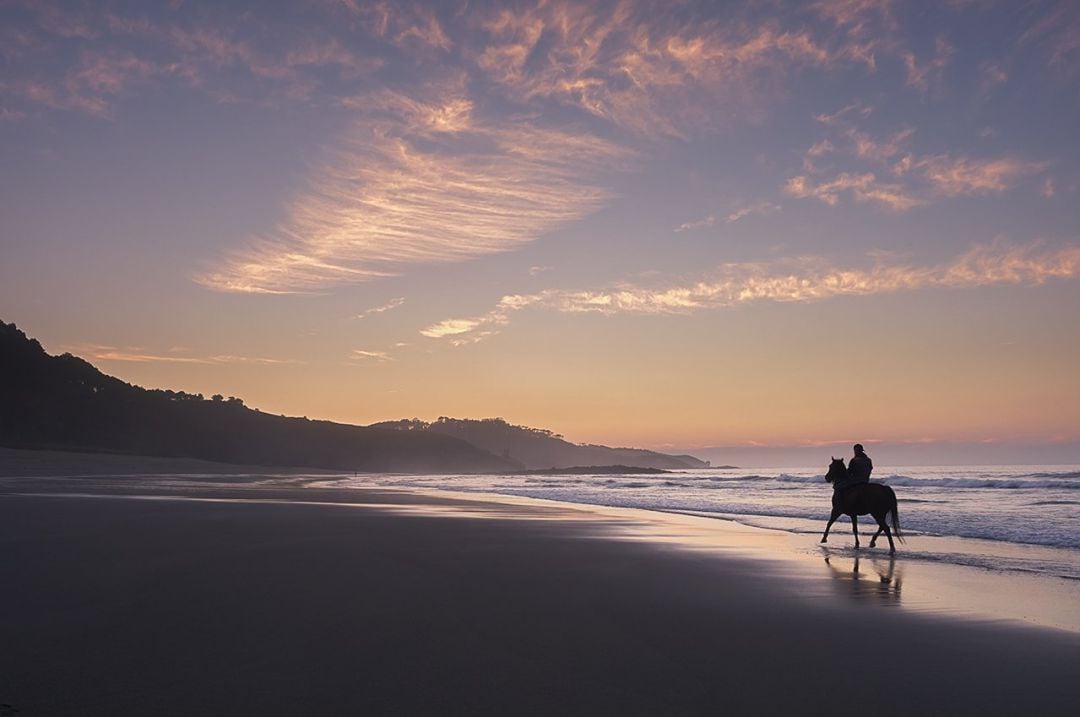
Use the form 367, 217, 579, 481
2, 0, 1079, 464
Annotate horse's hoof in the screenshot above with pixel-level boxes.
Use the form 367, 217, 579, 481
869, 541, 876, 548
820, 537, 827, 543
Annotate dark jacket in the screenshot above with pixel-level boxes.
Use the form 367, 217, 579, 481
848, 453, 873, 484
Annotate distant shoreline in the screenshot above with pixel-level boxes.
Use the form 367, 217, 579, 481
511, 465, 672, 475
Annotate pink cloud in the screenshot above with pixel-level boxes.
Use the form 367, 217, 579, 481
912, 155, 1051, 196
902, 36, 954, 92
197, 89, 633, 294
784, 172, 921, 210
423, 241, 1080, 342
791, 107, 1049, 209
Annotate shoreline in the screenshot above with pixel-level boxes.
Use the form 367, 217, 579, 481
2, 453, 1078, 634
2, 476, 1078, 715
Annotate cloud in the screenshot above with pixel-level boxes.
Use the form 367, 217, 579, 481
979, 62, 1008, 94
726, 201, 781, 223
350, 349, 394, 362
679, 203, 781, 229
785, 172, 921, 210
791, 107, 1048, 208
422, 241, 1080, 342
470, 1, 845, 138
196, 90, 632, 293
35, 4, 100, 40
284, 39, 383, 79
674, 215, 715, 232
528, 265, 553, 276
342, 1, 452, 51
69, 345, 300, 365
13, 49, 162, 117
355, 297, 405, 319
810, 0, 898, 68
907, 155, 1051, 196
1020, 1, 1080, 74
6, 10, 386, 117
902, 36, 953, 92
419, 317, 488, 339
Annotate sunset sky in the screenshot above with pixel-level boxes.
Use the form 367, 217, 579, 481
2, 0, 1079, 461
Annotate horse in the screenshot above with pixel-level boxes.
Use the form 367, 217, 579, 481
819, 457, 904, 554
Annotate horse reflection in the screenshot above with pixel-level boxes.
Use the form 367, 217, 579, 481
824, 553, 903, 604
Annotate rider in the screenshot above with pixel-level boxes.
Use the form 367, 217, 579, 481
847, 443, 873, 487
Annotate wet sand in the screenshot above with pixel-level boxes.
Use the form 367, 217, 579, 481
1, 469, 1078, 716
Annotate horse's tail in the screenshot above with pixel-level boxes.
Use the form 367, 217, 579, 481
888, 486, 905, 543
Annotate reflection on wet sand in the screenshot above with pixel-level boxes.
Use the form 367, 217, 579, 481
824, 552, 904, 604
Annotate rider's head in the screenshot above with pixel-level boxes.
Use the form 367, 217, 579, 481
853, 443, 865, 455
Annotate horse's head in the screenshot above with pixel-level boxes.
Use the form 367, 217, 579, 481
825, 457, 847, 483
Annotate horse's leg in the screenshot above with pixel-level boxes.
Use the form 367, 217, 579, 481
851, 515, 860, 549
820, 508, 841, 543
880, 517, 896, 555
869, 512, 896, 554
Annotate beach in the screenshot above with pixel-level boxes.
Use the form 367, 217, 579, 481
1, 457, 1078, 716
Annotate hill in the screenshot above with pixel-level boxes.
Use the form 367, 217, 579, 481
370, 418, 710, 470
0, 320, 515, 473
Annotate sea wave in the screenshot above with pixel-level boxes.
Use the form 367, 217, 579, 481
764, 473, 1080, 489
525, 471, 1079, 491
1021, 470, 1080, 480
878, 475, 1080, 490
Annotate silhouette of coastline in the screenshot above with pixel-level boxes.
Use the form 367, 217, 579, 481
0, 320, 708, 475
372, 417, 710, 470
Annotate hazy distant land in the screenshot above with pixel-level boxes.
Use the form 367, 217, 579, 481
515, 464, 672, 475
0, 320, 706, 474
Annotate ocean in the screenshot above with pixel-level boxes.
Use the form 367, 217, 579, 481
345, 464, 1080, 582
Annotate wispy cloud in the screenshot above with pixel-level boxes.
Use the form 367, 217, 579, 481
902, 36, 954, 92
14, 49, 162, 117
354, 297, 405, 319
811, 0, 898, 69
196, 90, 631, 293
350, 349, 394, 362
422, 241, 1080, 342
726, 201, 781, 223
69, 345, 301, 365
1020, 1, 1080, 75
471, 0, 847, 138
678, 202, 780, 230
903, 155, 1051, 197
674, 215, 715, 233
979, 62, 1008, 94
785, 172, 921, 210
6, 8, 384, 117
420, 317, 488, 339
342, 1, 452, 51
791, 106, 1049, 208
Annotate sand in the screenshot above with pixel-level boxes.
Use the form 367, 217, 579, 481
0, 458, 1078, 715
